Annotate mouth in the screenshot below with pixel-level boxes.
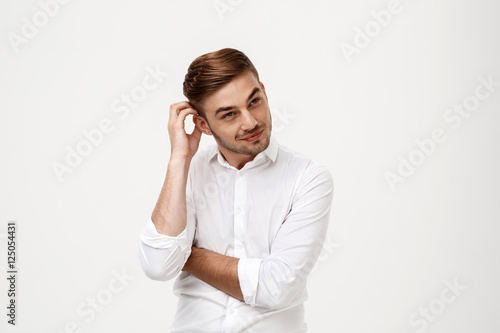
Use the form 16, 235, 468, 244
240, 129, 264, 142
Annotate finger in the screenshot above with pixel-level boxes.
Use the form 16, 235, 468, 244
173, 108, 197, 128
189, 125, 202, 141
170, 101, 191, 111
178, 108, 197, 120
169, 101, 192, 119
169, 106, 195, 128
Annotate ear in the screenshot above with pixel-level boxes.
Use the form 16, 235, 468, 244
260, 81, 268, 101
193, 114, 212, 136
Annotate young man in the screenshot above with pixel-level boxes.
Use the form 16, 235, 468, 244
138, 48, 333, 332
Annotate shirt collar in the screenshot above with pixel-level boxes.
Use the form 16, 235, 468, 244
263, 134, 279, 162
208, 133, 279, 164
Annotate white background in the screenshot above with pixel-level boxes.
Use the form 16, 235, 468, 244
1, 0, 499, 332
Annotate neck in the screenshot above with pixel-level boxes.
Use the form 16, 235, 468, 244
218, 146, 256, 170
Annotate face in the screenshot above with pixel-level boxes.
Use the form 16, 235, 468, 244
194, 71, 272, 162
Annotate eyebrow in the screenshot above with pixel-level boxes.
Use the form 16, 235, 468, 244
214, 87, 261, 116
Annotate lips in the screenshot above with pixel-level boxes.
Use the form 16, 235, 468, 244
241, 129, 264, 142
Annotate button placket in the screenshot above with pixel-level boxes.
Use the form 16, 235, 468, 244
233, 171, 247, 258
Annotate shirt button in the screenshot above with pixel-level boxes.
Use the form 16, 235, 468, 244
235, 241, 243, 250
229, 309, 235, 315
236, 206, 243, 213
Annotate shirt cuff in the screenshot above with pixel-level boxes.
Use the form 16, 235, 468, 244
139, 217, 190, 252
238, 258, 263, 307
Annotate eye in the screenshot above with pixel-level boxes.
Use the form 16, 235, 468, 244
222, 111, 234, 119
249, 98, 260, 106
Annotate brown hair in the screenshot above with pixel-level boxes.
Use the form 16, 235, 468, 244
183, 48, 260, 117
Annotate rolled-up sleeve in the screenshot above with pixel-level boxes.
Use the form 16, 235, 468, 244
138, 176, 196, 281
138, 218, 192, 281
238, 163, 333, 310
237, 258, 263, 306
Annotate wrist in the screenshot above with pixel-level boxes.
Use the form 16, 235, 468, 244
168, 155, 191, 170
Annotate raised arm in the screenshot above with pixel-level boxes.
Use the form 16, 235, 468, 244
151, 102, 201, 236
138, 102, 201, 281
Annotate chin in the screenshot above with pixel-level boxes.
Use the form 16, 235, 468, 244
250, 131, 271, 151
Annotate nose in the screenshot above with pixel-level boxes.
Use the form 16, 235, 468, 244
240, 109, 257, 131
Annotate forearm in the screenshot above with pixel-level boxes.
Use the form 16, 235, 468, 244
183, 247, 244, 302
151, 157, 191, 237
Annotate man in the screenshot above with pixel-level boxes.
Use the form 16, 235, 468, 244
138, 48, 333, 332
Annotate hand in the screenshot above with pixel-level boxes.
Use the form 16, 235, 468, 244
168, 102, 202, 161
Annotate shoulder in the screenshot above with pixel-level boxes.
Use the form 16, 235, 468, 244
186, 143, 218, 186
191, 143, 218, 166
276, 143, 333, 185
276, 143, 333, 208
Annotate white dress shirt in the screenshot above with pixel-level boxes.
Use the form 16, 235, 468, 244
138, 136, 333, 333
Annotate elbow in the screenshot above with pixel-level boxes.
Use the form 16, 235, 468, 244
261, 293, 294, 311
257, 267, 305, 310
137, 242, 186, 281
141, 264, 179, 281
257, 286, 302, 310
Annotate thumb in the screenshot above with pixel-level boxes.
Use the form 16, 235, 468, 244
190, 126, 202, 141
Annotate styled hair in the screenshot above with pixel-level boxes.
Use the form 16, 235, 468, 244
183, 48, 260, 117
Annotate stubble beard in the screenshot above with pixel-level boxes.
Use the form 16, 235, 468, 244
209, 123, 272, 157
